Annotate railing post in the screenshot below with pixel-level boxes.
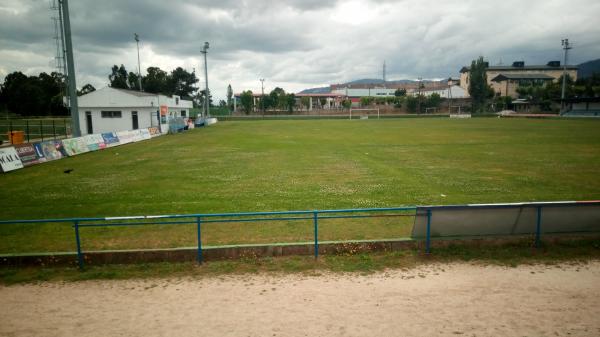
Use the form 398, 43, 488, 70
52, 120, 56, 140
64, 119, 68, 138
9, 120, 13, 144
26, 120, 30, 143
40, 120, 44, 141
535, 206, 542, 248
426, 209, 432, 254
73, 221, 84, 269
196, 216, 203, 264
313, 211, 319, 259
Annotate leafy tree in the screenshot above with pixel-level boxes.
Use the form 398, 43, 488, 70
319, 97, 327, 108
269, 87, 287, 110
78, 83, 96, 96
109, 64, 129, 89
406, 95, 418, 113
240, 90, 254, 114
468, 56, 494, 112
143, 67, 169, 94
169, 67, 198, 98
285, 93, 296, 112
300, 96, 311, 110
426, 93, 442, 108
394, 88, 407, 97
341, 99, 352, 110
0, 71, 67, 116
218, 99, 227, 107
360, 96, 374, 106
127, 72, 141, 91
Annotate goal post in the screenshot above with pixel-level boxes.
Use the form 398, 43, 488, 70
349, 108, 380, 120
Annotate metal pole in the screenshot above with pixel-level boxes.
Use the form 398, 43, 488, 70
74, 221, 84, 269
26, 120, 30, 143
64, 119, 68, 137
40, 120, 44, 141
535, 206, 542, 248
52, 120, 56, 140
9, 121, 12, 144
260, 78, 265, 116
560, 39, 572, 110
134, 33, 143, 91
60, 0, 81, 137
313, 211, 319, 259
201, 42, 210, 118
196, 216, 203, 264
426, 209, 432, 254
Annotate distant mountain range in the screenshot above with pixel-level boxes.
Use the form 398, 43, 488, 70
578, 59, 600, 78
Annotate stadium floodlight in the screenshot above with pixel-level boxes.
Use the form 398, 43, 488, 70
201, 42, 210, 118
260, 78, 265, 115
560, 38, 572, 108
134, 33, 143, 91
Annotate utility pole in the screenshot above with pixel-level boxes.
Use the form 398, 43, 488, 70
260, 78, 265, 115
134, 33, 143, 91
383, 60, 386, 87
60, 0, 80, 137
417, 77, 422, 114
561, 38, 572, 109
201, 42, 210, 118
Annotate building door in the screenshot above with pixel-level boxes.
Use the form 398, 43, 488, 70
86, 111, 93, 134
132, 111, 138, 130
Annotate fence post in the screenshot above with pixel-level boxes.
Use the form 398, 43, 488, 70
26, 120, 30, 143
9, 120, 13, 144
40, 120, 44, 141
426, 209, 432, 254
52, 120, 56, 140
64, 119, 68, 138
535, 206, 542, 248
73, 221, 84, 269
196, 216, 203, 264
313, 211, 319, 259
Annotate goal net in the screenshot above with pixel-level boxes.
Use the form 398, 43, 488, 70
349, 108, 380, 120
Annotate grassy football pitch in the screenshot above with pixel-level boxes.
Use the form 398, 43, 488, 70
1, 118, 599, 253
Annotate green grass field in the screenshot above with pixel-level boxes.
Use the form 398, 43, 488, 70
1, 118, 600, 253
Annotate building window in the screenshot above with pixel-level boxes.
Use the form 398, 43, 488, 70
101, 111, 122, 118
180, 110, 186, 117
175, 97, 179, 105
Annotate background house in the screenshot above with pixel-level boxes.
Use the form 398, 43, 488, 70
77, 87, 193, 135
459, 61, 578, 98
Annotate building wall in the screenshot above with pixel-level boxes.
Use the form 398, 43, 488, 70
79, 108, 157, 135
460, 68, 578, 94
331, 88, 396, 97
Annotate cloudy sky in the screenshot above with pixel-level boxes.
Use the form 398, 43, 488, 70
1, 0, 599, 99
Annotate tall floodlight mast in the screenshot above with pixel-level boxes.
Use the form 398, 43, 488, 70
60, 0, 80, 137
201, 42, 210, 118
561, 38, 572, 108
134, 33, 143, 91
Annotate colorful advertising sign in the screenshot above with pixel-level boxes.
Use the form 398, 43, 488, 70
0, 147, 24, 172
33, 141, 64, 162
14, 143, 41, 166
84, 134, 106, 151
62, 137, 90, 156
102, 132, 120, 147
116, 130, 133, 144
139, 128, 151, 140
148, 127, 161, 137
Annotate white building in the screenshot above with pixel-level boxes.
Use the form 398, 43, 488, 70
77, 87, 193, 135
331, 87, 397, 97
408, 85, 469, 98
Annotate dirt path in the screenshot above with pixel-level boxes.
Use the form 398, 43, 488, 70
2, 262, 600, 337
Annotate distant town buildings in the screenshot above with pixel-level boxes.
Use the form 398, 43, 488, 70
459, 61, 578, 98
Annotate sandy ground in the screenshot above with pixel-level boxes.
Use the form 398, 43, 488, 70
1, 262, 600, 337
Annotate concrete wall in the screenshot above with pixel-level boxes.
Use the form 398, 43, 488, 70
79, 108, 157, 135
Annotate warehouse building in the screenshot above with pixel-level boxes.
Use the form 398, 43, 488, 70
77, 87, 193, 135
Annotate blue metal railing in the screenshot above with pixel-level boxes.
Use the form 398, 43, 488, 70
1, 201, 599, 269
0, 206, 417, 269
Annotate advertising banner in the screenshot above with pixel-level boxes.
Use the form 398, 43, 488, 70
139, 128, 151, 140
148, 127, 161, 137
0, 147, 24, 172
33, 140, 65, 162
62, 137, 90, 156
116, 130, 133, 144
84, 134, 106, 151
14, 143, 41, 166
102, 132, 120, 147
131, 129, 144, 142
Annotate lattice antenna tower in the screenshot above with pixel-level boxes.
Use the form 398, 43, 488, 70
50, 0, 69, 107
